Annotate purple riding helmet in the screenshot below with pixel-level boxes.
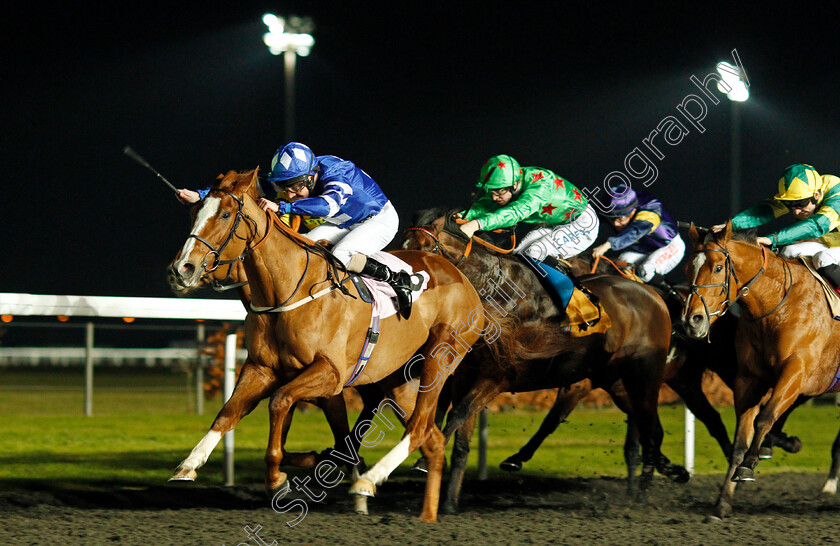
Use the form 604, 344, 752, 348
603, 183, 638, 218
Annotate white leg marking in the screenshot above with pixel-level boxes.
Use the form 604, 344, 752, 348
822, 477, 838, 495
362, 435, 412, 486
179, 430, 223, 470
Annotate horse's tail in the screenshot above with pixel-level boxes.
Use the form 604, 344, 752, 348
482, 312, 579, 369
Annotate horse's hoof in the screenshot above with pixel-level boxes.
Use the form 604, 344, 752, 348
412, 456, 428, 474
266, 472, 289, 494
704, 515, 723, 524
758, 446, 773, 459
780, 436, 802, 454
353, 495, 369, 515
666, 465, 691, 484
499, 458, 523, 472
732, 466, 755, 482
349, 478, 376, 497
441, 502, 459, 515
168, 468, 197, 482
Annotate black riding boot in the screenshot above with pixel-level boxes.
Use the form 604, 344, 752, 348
361, 257, 415, 319
818, 264, 840, 294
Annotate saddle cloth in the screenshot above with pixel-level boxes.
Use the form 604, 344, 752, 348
359, 252, 430, 320
566, 287, 612, 337
799, 257, 840, 320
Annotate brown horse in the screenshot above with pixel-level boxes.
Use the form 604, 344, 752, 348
402, 209, 688, 513
682, 222, 840, 519
167, 169, 488, 522
498, 281, 803, 473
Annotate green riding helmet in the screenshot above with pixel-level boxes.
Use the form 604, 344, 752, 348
776, 164, 821, 201
476, 154, 523, 190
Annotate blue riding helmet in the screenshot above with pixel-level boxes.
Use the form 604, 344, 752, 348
266, 142, 320, 188
602, 183, 638, 218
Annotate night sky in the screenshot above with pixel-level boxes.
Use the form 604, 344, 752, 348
4, 3, 840, 298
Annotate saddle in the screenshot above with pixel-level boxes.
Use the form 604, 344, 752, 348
548, 258, 611, 337
800, 258, 840, 320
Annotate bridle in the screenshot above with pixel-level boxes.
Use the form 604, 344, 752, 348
188, 188, 255, 275
686, 240, 791, 327
189, 187, 350, 311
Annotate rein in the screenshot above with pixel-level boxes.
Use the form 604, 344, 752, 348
194, 188, 351, 312
590, 255, 637, 280
405, 217, 516, 266
688, 241, 791, 326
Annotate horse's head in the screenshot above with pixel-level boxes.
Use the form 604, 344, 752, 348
168, 169, 260, 295
401, 208, 473, 263
402, 207, 520, 268
682, 221, 763, 338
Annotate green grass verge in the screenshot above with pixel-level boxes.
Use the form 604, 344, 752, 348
1, 383, 839, 487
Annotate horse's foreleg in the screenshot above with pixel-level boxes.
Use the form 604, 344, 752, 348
738, 362, 806, 478
278, 394, 354, 470
713, 379, 765, 520
441, 377, 504, 442
761, 396, 806, 458
265, 356, 340, 493
171, 361, 275, 481
441, 411, 478, 515
500, 382, 591, 472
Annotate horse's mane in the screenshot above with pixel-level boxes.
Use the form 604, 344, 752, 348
705, 227, 758, 245
408, 207, 582, 367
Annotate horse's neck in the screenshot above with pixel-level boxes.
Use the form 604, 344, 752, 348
461, 248, 549, 315
731, 242, 794, 319
241, 202, 326, 309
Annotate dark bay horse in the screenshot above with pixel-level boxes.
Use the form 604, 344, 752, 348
499, 279, 802, 473
402, 209, 688, 513
167, 169, 489, 522
682, 222, 840, 519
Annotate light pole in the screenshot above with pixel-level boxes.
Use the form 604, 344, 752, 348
716, 61, 749, 217
263, 14, 315, 142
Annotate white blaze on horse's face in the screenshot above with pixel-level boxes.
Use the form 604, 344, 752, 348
173, 196, 221, 286
689, 252, 706, 284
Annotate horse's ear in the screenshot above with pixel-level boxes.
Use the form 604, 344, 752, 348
723, 219, 734, 242
688, 223, 700, 246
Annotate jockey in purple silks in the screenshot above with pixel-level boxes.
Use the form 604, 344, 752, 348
591, 182, 685, 293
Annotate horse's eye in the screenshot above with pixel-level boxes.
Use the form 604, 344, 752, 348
221, 211, 231, 220
714, 265, 723, 273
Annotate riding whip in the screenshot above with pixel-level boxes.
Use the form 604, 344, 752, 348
123, 146, 179, 194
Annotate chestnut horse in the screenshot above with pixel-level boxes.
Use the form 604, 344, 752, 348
402, 209, 688, 513
167, 169, 487, 522
682, 222, 840, 519
174, 241, 373, 476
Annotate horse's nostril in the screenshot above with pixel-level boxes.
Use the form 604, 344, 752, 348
689, 314, 703, 326
181, 262, 195, 275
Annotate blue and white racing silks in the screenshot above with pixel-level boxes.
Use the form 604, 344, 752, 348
264, 155, 389, 229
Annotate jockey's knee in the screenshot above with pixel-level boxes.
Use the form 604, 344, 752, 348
813, 250, 840, 270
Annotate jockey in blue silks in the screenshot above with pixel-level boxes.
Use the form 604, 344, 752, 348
178, 142, 417, 319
